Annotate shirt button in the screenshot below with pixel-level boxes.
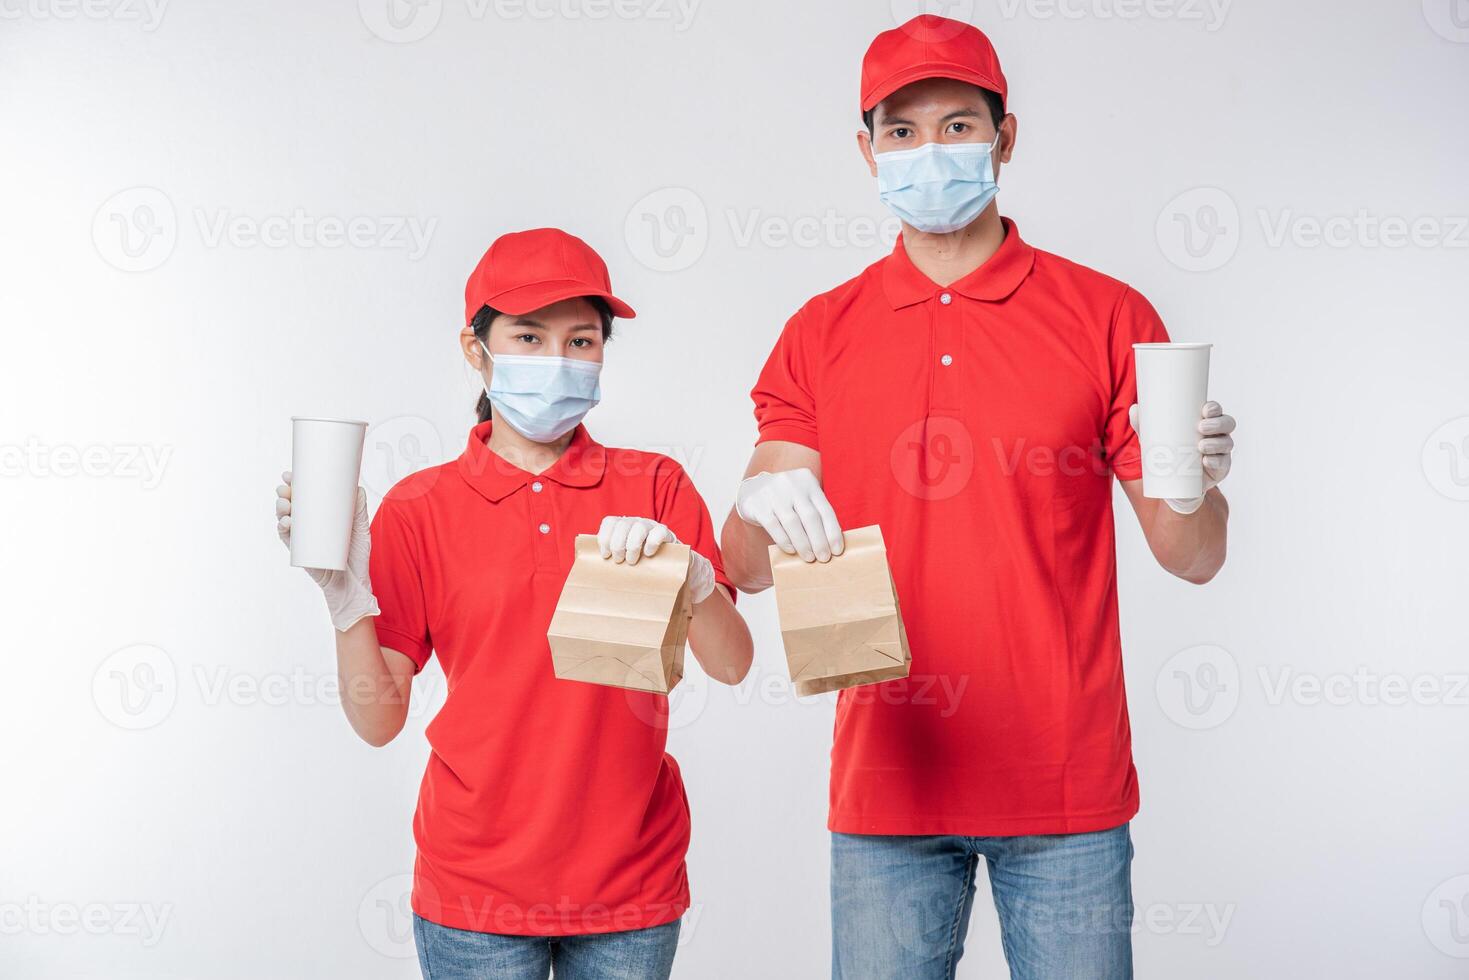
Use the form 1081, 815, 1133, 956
538, 522, 550, 534
531, 481, 543, 493
940, 354, 953, 366
939, 292, 952, 305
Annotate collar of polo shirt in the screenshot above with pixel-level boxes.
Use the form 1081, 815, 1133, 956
455, 420, 607, 503
882, 217, 1037, 309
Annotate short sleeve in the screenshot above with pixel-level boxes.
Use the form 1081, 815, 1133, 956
1104, 287, 1172, 481
368, 498, 433, 671
654, 461, 735, 603
751, 306, 819, 451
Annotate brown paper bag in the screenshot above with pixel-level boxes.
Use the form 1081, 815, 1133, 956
547, 534, 693, 695
769, 524, 911, 697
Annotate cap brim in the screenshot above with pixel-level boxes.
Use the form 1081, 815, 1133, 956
862, 65, 1005, 113
487, 279, 636, 320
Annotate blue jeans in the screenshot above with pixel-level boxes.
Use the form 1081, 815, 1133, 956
831, 824, 1134, 980
413, 915, 680, 980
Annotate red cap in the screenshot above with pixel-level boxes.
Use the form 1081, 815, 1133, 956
860, 15, 1007, 114
464, 228, 635, 326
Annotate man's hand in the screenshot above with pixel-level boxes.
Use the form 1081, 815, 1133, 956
1129, 401, 1236, 515
735, 468, 844, 562
596, 515, 716, 603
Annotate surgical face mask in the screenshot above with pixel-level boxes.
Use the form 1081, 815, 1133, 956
874, 132, 1001, 235
479, 342, 602, 443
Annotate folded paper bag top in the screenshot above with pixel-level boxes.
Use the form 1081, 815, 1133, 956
546, 535, 693, 695
768, 524, 912, 697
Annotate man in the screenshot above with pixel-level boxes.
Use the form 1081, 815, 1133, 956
720, 15, 1237, 980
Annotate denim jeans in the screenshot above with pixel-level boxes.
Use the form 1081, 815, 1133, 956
831, 823, 1134, 980
413, 915, 680, 980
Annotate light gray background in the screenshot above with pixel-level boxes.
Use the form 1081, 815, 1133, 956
3, 0, 1468, 976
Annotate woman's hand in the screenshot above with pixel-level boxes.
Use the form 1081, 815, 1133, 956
596, 515, 716, 604
276, 471, 381, 631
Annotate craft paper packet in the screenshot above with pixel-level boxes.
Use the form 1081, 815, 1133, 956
547, 534, 693, 695
769, 524, 911, 697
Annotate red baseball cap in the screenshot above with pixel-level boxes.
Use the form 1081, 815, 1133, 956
860, 15, 1008, 115
464, 227, 635, 326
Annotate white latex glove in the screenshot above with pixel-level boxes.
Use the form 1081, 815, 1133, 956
735, 468, 844, 562
597, 515, 717, 604
276, 472, 381, 631
1129, 401, 1236, 515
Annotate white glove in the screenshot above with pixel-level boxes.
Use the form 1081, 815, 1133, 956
1129, 401, 1236, 515
276, 472, 381, 631
735, 468, 844, 562
597, 515, 717, 604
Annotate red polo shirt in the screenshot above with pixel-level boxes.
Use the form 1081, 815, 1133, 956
369, 421, 731, 935
752, 218, 1168, 836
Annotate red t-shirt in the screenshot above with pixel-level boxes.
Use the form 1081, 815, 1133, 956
752, 218, 1168, 836
369, 421, 731, 935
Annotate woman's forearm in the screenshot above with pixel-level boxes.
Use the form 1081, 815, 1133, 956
687, 587, 753, 685
334, 618, 414, 746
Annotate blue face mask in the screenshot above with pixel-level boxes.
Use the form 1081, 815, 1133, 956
480, 343, 602, 443
874, 132, 1002, 235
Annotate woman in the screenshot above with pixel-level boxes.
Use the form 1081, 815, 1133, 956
274, 227, 753, 979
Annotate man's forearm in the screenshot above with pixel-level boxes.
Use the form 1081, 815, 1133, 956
1142, 489, 1229, 584
719, 505, 777, 593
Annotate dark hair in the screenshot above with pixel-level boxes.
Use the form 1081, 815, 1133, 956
471, 297, 615, 423
863, 85, 1005, 134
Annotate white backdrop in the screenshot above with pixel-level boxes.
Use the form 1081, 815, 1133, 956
4, 1, 1468, 977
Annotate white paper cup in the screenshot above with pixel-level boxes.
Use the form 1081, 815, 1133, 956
1132, 343, 1211, 499
289, 417, 368, 570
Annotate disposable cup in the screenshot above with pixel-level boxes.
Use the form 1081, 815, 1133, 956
289, 417, 368, 570
1132, 343, 1211, 499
